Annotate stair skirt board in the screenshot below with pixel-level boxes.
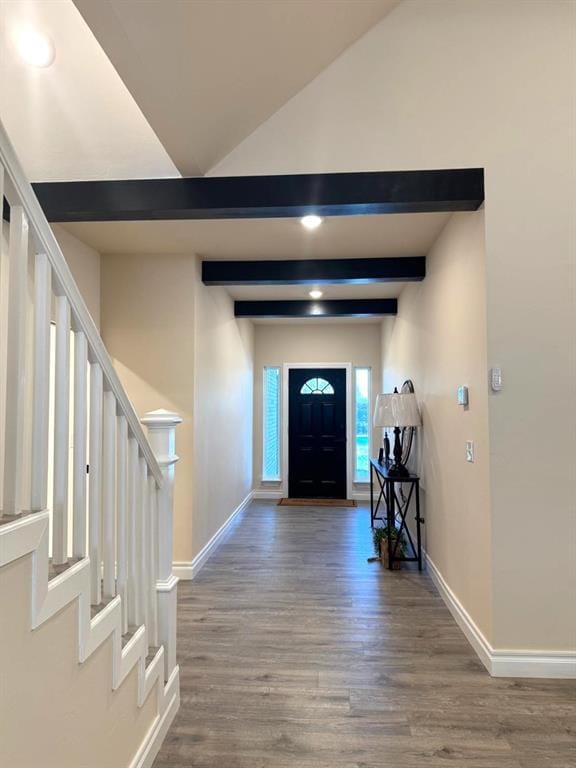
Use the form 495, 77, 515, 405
0, 512, 180, 763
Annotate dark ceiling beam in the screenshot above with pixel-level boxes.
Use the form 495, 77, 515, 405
32, 168, 484, 223
203, 256, 425, 286
234, 299, 397, 319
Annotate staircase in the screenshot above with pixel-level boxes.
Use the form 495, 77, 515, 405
0, 119, 180, 767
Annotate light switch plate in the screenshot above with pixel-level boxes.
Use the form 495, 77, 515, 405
466, 441, 474, 462
490, 367, 502, 392
457, 385, 469, 406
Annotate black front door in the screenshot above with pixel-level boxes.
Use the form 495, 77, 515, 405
288, 368, 347, 499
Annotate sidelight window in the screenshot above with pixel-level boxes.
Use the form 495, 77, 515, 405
354, 367, 371, 482
262, 366, 281, 481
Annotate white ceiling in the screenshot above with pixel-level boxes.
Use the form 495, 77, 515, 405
72, 0, 398, 174
63, 211, 449, 259
0, 0, 178, 181
63, 211, 448, 304
229, 282, 404, 301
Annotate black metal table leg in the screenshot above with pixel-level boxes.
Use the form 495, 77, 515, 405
370, 462, 374, 528
415, 482, 422, 570
387, 479, 394, 571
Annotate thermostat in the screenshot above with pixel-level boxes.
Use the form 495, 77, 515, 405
457, 386, 469, 406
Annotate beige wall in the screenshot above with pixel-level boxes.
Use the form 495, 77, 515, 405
0, 555, 156, 768
213, 0, 576, 652
52, 223, 101, 329
100, 253, 254, 564
253, 322, 381, 494
192, 269, 254, 558
100, 253, 195, 562
382, 210, 492, 640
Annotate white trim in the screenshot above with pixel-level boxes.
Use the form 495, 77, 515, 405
426, 553, 576, 679
0, 512, 181, 762
173, 491, 253, 580
129, 667, 180, 768
252, 489, 284, 500
281, 363, 353, 500
351, 491, 370, 501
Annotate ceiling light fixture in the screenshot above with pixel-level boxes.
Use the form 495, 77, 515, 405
14, 25, 55, 68
300, 214, 322, 231
309, 290, 323, 299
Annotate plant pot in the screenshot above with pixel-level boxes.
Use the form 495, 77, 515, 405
380, 541, 402, 570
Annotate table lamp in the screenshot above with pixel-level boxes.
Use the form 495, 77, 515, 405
373, 388, 422, 477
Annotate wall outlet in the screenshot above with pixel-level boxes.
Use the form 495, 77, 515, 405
466, 441, 474, 462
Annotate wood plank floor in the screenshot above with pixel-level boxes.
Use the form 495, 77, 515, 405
153, 501, 575, 768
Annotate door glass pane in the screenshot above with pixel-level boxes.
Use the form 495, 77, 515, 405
263, 367, 280, 480
354, 368, 370, 482
300, 377, 334, 395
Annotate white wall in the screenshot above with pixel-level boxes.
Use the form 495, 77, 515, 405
253, 322, 381, 496
52, 223, 101, 329
382, 210, 492, 640
213, 0, 576, 653
192, 270, 254, 558
100, 253, 254, 566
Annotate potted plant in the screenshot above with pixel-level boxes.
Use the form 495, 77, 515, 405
372, 525, 404, 570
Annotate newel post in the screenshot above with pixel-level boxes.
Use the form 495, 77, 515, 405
141, 408, 182, 682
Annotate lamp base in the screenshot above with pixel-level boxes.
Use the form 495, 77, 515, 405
386, 462, 409, 478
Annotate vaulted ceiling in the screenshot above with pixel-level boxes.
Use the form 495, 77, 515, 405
73, 0, 399, 175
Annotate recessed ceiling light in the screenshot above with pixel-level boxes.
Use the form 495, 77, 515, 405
309, 290, 323, 299
300, 214, 322, 231
14, 25, 55, 68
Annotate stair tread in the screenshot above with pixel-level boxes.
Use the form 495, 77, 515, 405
48, 556, 82, 580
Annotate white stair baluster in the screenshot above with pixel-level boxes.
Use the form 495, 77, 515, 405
140, 457, 149, 649
0, 164, 7, 508
72, 329, 88, 557
116, 415, 128, 634
31, 252, 51, 512
130, 441, 143, 626
102, 389, 116, 598
147, 475, 158, 648
2, 205, 29, 516
89, 362, 103, 605
52, 294, 71, 564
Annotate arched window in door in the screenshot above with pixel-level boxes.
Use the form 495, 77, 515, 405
299, 377, 335, 395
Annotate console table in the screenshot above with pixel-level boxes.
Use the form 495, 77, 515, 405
369, 458, 424, 570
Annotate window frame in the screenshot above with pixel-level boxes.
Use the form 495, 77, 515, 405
353, 366, 371, 484
262, 365, 281, 482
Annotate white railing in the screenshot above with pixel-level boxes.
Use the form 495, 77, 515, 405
0, 119, 179, 677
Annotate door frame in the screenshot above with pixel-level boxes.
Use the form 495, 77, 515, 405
282, 362, 353, 500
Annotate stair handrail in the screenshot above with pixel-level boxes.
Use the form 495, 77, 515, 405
0, 118, 162, 488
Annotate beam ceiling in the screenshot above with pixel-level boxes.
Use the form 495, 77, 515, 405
32, 168, 484, 223
234, 299, 397, 319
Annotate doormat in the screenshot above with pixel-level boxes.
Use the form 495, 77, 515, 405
278, 498, 357, 508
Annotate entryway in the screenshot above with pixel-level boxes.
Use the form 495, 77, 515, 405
288, 367, 347, 498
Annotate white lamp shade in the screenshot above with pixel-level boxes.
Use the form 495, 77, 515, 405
373, 392, 422, 428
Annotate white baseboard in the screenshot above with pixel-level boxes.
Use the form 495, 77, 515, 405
351, 491, 370, 501
426, 553, 576, 679
252, 489, 284, 500
173, 491, 253, 580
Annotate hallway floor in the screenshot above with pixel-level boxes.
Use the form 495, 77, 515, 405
153, 501, 575, 768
